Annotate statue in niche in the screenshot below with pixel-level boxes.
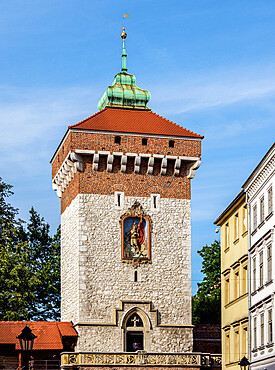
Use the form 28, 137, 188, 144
121, 202, 151, 261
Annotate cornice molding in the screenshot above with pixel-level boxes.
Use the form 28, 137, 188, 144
52, 150, 201, 198
244, 148, 275, 201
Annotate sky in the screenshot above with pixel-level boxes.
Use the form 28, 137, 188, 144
0, 0, 274, 293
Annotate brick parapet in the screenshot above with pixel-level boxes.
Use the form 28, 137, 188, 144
51, 131, 201, 214
52, 130, 201, 178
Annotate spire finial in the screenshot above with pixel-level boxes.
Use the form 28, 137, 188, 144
121, 14, 130, 72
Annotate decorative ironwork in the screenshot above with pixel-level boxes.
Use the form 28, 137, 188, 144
68, 354, 78, 365
62, 352, 221, 368
210, 354, 222, 367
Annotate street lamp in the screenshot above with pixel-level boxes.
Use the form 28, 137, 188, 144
238, 356, 250, 370
17, 326, 37, 370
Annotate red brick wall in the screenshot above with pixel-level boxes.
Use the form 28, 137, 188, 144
193, 325, 221, 354
51, 130, 202, 214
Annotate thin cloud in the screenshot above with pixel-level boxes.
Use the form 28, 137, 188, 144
149, 65, 275, 114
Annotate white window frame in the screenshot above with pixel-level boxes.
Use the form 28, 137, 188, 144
267, 245, 272, 282
260, 313, 264, 346
253, 316, 257, 349
260, 196, 265, 223
253, 257, 257, 291
253, 204, 257, 231
259, 251, 264, 287
268, 309, 273, 344
268, 186, 273, 215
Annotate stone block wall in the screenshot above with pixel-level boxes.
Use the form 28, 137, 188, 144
61, 193, 193, 352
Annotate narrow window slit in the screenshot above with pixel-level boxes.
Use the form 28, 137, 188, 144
115, 136, 121, 144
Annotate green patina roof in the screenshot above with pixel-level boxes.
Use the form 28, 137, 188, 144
97, 29, 151, 111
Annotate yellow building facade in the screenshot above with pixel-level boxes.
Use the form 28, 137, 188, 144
214, 191, 248, 370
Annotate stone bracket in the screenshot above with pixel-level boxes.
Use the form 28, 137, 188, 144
186, 159, 201, 179
52, 151, 84, 198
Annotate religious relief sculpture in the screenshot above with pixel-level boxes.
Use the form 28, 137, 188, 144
121, 202, 151, 261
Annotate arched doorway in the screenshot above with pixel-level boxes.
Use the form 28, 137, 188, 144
125, 313, 144, 352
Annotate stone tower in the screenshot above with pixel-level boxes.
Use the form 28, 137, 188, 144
51, 28, 203, 353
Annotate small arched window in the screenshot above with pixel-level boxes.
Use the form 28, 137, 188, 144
125, 313, 144, 352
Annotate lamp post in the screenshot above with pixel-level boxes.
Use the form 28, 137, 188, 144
17, 326, 37, 370
238, 356, 250, 370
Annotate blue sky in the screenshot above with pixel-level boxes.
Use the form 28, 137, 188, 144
0, 0, 274, 293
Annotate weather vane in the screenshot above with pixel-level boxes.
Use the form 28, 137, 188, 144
123, 13, 130, 30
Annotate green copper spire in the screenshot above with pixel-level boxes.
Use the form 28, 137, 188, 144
121, 27, 127, 72
97, 26, 151, 111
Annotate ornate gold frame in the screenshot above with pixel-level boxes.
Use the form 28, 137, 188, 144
120, 202, 151, 264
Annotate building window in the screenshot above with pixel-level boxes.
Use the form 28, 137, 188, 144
268, 310, 273, 343
151, 194, 160, 211
260, 313, 264, 346
259, 251, 263, 287
225, 276, 230, 304
142, 138, 148, 146
242, 205, 248, 233
253, 257, 256, 291
268, 186, 273, 215
225, 331, 230, 364
114, 191, 124, 209
125, 313, 144, 352
235, 213, 239, 240
242, 265, 248, 294
254, 317, 257, 349
242, 325, 248, 358
134, 270, 138, 282
267, 245, 272, 281
169, 140, 175, 148
234, 329, 239, 362
260, 196, 265, 223
225, 222, 229, 249
115, 136, 121, 144
235, 269, 240, 299
253, 204, 257, 230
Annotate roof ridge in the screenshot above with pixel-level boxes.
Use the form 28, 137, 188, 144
150, 111, 203, 138
69, 107, 108, 129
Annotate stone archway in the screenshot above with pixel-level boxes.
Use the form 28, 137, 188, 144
121, 308, 151, 352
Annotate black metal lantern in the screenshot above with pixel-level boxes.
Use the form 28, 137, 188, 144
238, 356, 250, 370
17, 325, 37, 352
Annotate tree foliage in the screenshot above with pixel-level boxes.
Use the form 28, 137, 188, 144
192, 240, 221, 324
0, 177, 60, 320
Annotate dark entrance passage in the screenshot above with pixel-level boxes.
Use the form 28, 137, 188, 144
126, 331, 144, 352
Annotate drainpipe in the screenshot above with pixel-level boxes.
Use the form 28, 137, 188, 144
246, 191, 251, 367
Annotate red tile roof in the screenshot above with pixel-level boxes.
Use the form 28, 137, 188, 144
0, 321, 77, 350
69, 107, 203, 139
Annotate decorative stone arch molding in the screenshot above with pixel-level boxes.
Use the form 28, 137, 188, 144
121, 307, 152, 352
